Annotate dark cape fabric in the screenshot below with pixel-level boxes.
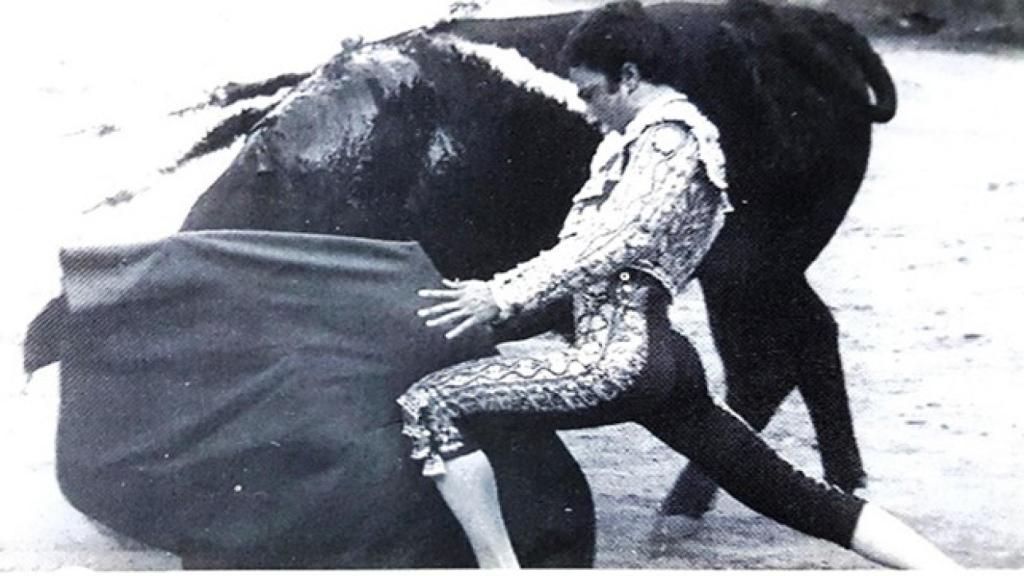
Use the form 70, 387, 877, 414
56, 231, 504, 567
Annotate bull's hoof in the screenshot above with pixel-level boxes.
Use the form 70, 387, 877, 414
823, 461, 868, 494
827, 473, 868, 494
646, 512, 705, 558
660, 464, 720, 518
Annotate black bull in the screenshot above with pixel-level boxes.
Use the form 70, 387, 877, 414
25, 0, 896, 568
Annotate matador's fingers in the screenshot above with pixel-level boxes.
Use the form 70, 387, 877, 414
441, 278, 466, 288
418, 288, 462, 300
417, 300, 463, 318
446, 315, 480, 340
425, 307, 471, 328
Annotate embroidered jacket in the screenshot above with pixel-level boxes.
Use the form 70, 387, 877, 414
487, 94, 733, 320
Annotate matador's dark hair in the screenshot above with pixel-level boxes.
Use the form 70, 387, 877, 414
559, 1, 681, 86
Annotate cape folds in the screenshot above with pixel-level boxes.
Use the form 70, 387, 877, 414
56, 231, 495, 566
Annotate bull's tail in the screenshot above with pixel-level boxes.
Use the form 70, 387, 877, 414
736, 0, 897, 125
849, 27, 897, 123
816, 12, 897, 123
805, 9, 898, 123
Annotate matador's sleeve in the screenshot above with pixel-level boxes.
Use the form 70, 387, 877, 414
486, 122, 712, 320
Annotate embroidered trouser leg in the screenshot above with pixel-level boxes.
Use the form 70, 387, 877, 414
397, 271, 655, 477
396, 270, 865, 548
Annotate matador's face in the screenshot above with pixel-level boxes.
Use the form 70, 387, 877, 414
569, 65, 633, 134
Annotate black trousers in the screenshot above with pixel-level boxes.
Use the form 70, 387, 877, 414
412, 271, 865, 548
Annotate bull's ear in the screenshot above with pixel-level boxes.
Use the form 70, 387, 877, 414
620, 62, 641, 92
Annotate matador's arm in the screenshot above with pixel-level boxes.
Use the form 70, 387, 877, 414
486, 122, 716, 320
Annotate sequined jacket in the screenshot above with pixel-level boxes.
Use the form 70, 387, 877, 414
487, 95, 732, 320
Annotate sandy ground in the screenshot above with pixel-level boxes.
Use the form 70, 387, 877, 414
1, 3, 1023, 569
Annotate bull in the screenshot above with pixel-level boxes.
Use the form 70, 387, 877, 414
26, 0, 896, 568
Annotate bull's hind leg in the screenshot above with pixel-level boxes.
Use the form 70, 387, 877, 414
789, 277, 866, 490
718, 275, 865, 490
661, 272, 865, 518
659, 275, 800, 518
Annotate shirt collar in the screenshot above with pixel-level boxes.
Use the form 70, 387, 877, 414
619, 92, 691, 147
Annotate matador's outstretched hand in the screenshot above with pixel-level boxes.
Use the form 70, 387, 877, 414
418, 279, 500, 340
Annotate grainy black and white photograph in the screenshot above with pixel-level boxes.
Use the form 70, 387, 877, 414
1, 0, 1022, 570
